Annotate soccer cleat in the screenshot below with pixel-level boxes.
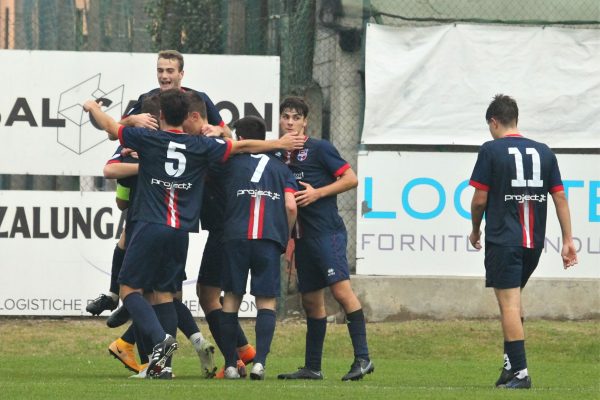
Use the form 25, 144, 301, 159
108, 337, 142, 373
196, 339, 217, 378
501, 374, 532, 389
495, 368, 513, 387
224, 366, 241, 379
238, 344, 256, 365
277, 367, 323, 380
341, 358, 374, 381
250, 362, 265, 380
146, 334, 178, 379
216, 360, 247, 379
129, 365, 148, 379
106, 306, 130, 328
86, 294, 118, 316
156, 367, 173, 380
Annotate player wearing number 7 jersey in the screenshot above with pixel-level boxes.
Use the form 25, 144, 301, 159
83, 89, 303, 379
468, 94, 578, 389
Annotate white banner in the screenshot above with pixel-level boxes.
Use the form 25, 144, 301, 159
363, 23, 600, 147
356, 151, 600, 278
0, 191, 257, 316
0, 50, 280, 175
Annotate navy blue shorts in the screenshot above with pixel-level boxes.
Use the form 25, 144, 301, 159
222, 239, 282, 297
295, 231, 350, 293
197, 230, 224, 288
118, 221, 189, 293
484, 244, 542, 289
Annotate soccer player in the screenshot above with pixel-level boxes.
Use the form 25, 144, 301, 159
276, 97, 374, 381
182, 92, 256, 378
83, 89, 303, 379
468, 94, 578, 389
218, 116, 298, 380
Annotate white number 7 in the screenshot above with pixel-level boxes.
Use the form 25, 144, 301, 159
508, 147, 543, 188
250, 154, 270, 182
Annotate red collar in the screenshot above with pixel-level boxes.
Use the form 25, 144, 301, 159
166, 129, 184, 134
505, 133, 523, 137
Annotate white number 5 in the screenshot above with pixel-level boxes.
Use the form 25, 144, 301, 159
165, 142, 187, 177
508, 147, 543, 188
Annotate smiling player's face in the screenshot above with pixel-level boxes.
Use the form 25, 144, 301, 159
156, 58, 184, 91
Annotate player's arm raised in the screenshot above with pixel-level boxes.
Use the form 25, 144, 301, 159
469, 189, 488, 250
83, 100, 121, 140
103, 163, 139, 179
228, 131, 304, 154
551, 190, 578, 269
118, 113, 159, 130
295, 168, 358, 208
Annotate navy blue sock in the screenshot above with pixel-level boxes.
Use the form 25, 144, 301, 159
133, 323, 150, 364
206, 309, 224, 353
153, 302, 178, 338
305, 317, 326, 371
173, 299, 200, 338
121, 324, 136, 344
254, 309, 276, 366
346, 309, 370, 360
505, 340, 527, 372
123, 292, 165, 345
109, 245, 125, 295
220, 311, 239, 368
236, 319, 249, 348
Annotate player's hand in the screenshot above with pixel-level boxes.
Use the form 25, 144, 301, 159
202, 124, 223, 137
130, 113, 158, 130
561, 239, 578, 269
120, 147, 139, 159
83, 99, 101, 112
295, 181, 321, 207
279, 131, 304, 150
469, 230, 482, 250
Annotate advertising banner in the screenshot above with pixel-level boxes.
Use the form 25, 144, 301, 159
356, 151, 599, 278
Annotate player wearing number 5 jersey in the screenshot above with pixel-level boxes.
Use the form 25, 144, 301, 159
83, 89, 304, 379
469, 94, 577, 389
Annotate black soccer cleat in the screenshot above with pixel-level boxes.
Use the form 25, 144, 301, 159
501, 374, 532, 389
86, 294, 118, 316
146, 335, 178, 379
341, 358, 374, 381
495, 368, 513, 387
277, 367, 323, 380
106, 306, 130, 328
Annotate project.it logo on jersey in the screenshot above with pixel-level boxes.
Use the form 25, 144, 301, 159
57, 74, 124, 155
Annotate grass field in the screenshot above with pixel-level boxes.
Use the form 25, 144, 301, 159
0, 318, 597, 399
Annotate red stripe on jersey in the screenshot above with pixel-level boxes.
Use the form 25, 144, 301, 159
549, 184, 564, 194
333, 163, 350, 178
528, 200, 535, 249
469, 179, 490, 191
118, 125, 125, 145
222, 139, 233, 163
284, 188, 296, 193
173, 190, 180, 229
165, 191, 171, 226
106, 158, 120, 165
247, 197, 256, 239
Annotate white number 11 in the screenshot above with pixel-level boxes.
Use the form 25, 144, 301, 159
508, 147, 543, 188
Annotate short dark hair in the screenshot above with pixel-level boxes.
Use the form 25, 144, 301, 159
280, 96, 309, 117
159, 89, 189, 126
234, 116, 266, 140
141, 95, 160, 122
485, 94, 518, 126
158, 50, 184, 71
185, 91, 207, 120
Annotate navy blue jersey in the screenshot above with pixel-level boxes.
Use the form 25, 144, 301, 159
118, 126, 232, 232
469, 134, 563, 248
223, 153, 297, 249
200, 164, 227, 232
123, 87, 224, 127
287, 137, 350, 237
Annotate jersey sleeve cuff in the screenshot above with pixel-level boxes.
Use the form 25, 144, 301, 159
469, 179, 489, 191
221, 139, 233, 162
284, 188, 297, 193
118, 125, 126, 145
550, 184, 564, 194
218, 120, 225, 127
333, 163, 351, 177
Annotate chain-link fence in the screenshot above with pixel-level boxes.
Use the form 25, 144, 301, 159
1, 0, 598, 278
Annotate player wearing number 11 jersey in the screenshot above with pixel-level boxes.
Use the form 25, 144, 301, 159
468, 94, 577, 389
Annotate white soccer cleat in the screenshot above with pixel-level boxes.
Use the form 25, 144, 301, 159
195, 338, 217, 378
250, 362, 265, 380
224, 366, 241, 379
129, 365, 148, 379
